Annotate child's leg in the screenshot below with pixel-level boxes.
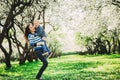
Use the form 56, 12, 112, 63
41, 45, 47, 53
41, 45, 49, 56
40, 40, 51, 55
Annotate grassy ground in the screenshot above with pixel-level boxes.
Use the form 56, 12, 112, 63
0, 54, 120, 80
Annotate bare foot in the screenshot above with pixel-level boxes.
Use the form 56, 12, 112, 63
42, 52, 49, 56
48, 52, 52, 58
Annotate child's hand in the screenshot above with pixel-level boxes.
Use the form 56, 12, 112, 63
37, 42, 44, 46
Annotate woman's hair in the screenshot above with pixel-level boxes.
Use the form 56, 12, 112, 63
24, 23, 31, 42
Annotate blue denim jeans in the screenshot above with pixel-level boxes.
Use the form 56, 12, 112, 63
40, 39, 51, 55
34, 41, 50, 55
35, 50, 48, 79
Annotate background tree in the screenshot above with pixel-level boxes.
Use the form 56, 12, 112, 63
0, 0, 57, 68
74, 0, 120, 54
0, 0, 34, 68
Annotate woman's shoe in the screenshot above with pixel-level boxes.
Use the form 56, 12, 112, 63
37, 78, 44, 80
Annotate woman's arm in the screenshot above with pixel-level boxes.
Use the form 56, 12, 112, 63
28, 34, 44, 47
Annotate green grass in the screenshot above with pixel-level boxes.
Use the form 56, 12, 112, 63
0, 54, 120, 80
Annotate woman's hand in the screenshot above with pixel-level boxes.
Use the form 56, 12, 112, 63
37, 42, 44, 46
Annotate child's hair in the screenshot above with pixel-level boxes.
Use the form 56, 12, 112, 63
24, 23, 31, 42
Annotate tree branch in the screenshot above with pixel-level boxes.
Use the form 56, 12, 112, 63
112, 0, 120, 8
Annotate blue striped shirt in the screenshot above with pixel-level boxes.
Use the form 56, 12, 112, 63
28, 33, 42, 51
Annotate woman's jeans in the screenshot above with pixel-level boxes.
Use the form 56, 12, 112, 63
35, 50, 48, 79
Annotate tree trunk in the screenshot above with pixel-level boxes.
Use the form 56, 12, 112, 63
19, 54, 25, 65
5, 54, 11, 68
0, 44, 12, 68
100, 44, 107, 54
117, 38, 120, 53
19, 43, 28, 65
106, 40, 111, 54
42, 7, 46, 29
112, 37, 116, 53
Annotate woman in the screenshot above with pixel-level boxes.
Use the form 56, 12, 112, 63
24, 23, 50, 80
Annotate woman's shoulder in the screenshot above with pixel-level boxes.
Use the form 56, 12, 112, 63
28, 33, 33, 36
28, 33, 40, 38
28, 33, 34, 38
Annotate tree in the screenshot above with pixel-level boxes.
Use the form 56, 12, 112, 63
13, 0, 49, 65
0, 0, 57, 68
0, 0, 34, 68
74, 0, 120, 54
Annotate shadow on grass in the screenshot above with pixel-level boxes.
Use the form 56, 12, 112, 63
44, 61, 105, 80
104, 54, 120, 59
82, 53, 120, 59
0, 74, 9, 77
0, 61, 40, 80
57, 61, 103, 70
0, 73, 26, 80
44, 60, 120, 80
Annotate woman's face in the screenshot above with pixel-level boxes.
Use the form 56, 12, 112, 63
29, 23, 35, 32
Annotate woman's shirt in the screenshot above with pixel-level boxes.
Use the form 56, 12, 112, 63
28, 33, 42, 51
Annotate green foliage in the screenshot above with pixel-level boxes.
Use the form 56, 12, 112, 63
75, 32, 92, 46
47, 27, 63, 58
75, 27, 120, 54
48, 36, 62, 57
75, 32, 82, 45
0, 54, 120, 80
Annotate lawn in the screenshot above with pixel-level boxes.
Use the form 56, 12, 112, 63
0, 54, 120, 80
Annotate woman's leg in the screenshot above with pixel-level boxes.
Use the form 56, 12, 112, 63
35, 50, 48, 79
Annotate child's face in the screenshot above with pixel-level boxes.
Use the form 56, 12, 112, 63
34, 20, 40, 27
